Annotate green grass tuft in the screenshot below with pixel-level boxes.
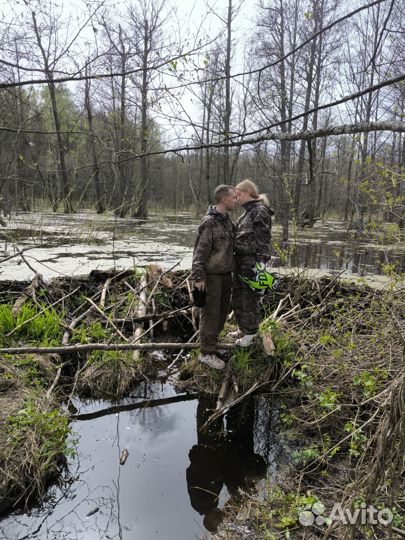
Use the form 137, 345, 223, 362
0, 302, 63, 347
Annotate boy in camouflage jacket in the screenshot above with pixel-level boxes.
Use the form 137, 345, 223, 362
190, 185, 236, 369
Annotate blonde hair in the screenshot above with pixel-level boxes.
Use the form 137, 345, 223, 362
235, 179, 269, 204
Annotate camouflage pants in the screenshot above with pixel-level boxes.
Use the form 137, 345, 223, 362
232, 255, 260, 334
200, 273, 232, 354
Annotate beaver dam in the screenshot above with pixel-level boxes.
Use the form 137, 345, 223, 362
0, 264, 403, 539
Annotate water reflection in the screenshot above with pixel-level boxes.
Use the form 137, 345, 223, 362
0, 383, 293, 540
286, 241, 405, 276
187, 395, 267, 533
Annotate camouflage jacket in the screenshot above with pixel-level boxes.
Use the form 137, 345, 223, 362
191, 206, 235, 281
234, 198, 274, 262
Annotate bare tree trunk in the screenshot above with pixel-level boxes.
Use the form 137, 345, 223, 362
205, 90, 214, 204
307, 0, 325, 228
131, 0, 165, 218
293, 8, 318, 219
197, 85, 207, 209
316, 134, 328, 218
343, 136, 356, 222
398, 134, 404, 230
278, 0, 291, 241
13, 39, 31, 212
223, 0, 232, 185
84, 71, 105, 214
116, 26, 130, 218
353, 3, 382, 234
32, 11, 73, 213
134, 22, 149, 219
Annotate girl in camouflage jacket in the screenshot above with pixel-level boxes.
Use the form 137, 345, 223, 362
231, 179, 274, 347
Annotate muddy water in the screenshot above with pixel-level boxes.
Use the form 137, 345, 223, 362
0, 382, 292, 540
0, 211, 403, 282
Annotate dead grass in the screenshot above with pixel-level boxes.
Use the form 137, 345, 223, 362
76, 349, 156, 399
0, 355, 72, 515
0, 388, 73, 515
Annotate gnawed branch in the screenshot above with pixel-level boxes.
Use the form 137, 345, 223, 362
0, 342, 236, 356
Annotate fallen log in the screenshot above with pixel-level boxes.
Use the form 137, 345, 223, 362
85, 296, 128, 342
0, 246, 35, 264
0, 341, 236, 356
262, 332, 276, 356
99, 277, 112, 308
201, 381, 262, 431
46, 358, 71, 398
62, 306, 93, 346
201, 361, 299, 429
186, 277, 198, 332
62, 278, 125, 345
73, 392, 198, 421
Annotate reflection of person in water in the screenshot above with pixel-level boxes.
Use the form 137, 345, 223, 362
186, 394, 267, 533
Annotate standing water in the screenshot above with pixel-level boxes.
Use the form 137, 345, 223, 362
1, 212, 403, 282
0, 382, 292, 540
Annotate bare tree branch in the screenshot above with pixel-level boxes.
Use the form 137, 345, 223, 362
0, 0, 387, 93
0, 35, 221, 89
74, 120, 405, 170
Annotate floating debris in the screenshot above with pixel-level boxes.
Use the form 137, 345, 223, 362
120, 448, 129, 466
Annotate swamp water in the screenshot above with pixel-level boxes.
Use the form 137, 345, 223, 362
0, 211, 404, 283
0, 382, 293, 540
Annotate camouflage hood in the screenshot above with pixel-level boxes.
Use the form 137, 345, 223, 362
206, 205, 231, 222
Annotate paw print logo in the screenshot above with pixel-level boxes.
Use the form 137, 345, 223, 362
299, 501, 327, 527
